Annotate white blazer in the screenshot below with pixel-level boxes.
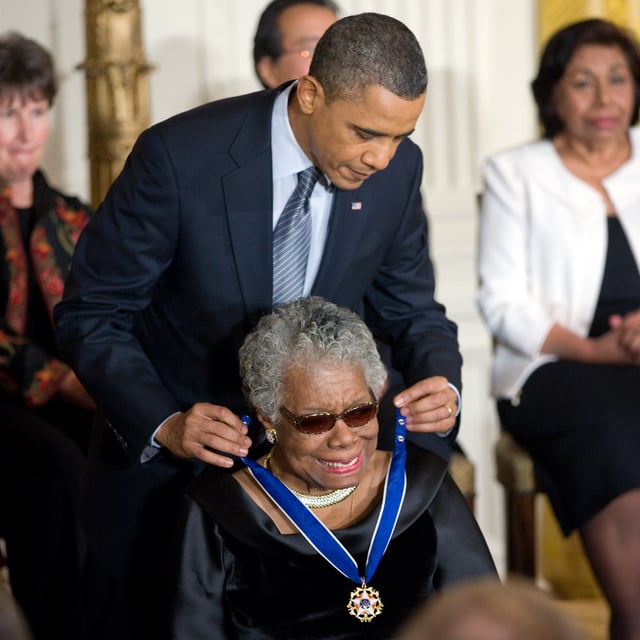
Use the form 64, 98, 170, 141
477, 126, 640, 399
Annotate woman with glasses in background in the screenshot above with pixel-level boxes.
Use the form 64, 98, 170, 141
169, 296, 495, 639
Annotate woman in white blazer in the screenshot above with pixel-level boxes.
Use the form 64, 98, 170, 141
477, 19, 640, 640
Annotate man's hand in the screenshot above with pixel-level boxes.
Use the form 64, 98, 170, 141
155, 404, 252, 468
393, 375, 458, 433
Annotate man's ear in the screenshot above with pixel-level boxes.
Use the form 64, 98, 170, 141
295, 75, 324, 114
256, 56, 278, 89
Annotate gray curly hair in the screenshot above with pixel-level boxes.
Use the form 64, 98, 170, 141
239, 297, 388, 423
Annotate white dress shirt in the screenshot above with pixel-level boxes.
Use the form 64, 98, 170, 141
271, 84, 333, 295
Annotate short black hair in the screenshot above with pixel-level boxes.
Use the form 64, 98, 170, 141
532, 18, 640, 138
310, 12, 427, 103
253, 0, 339, 82
0, 31, 57, 106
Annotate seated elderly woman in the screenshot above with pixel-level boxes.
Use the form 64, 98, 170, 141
170, 296, 496, 639
477, 18, 640, 639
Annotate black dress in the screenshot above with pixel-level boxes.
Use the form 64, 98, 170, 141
499, 216, 640, 535
169, 444, 496, 640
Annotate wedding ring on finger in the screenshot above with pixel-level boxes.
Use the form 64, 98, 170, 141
443, 403, 453, 417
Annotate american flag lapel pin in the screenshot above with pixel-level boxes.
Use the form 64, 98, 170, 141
351, 201, 363, 211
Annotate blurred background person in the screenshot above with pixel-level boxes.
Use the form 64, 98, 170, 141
477, 18, 640, 640
398, 577, 586, 640
253, 0, 339, 89
171, 297, 495, 639
0, 31, 94, 640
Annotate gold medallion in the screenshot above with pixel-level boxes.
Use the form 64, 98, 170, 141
347, 583, 383, 622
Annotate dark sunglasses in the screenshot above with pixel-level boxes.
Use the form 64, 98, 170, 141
279, 401, 379, 435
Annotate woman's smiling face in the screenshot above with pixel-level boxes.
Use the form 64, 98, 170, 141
268, 362, 379, 494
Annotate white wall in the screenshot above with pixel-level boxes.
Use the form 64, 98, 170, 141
4, 0, 541, 574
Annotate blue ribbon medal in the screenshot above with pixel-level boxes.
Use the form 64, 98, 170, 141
242, 409, 408, 622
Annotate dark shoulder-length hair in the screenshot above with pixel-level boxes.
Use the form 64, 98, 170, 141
531, 18, 640, 138
0, 31, 57, 106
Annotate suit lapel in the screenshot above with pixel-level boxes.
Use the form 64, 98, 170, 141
223, 90, 279, 316
224, 161, 273, 316
221, 85, 373, 313
312, 188, 370, 299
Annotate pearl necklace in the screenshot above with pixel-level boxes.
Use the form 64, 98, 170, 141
265, 450, 357, 509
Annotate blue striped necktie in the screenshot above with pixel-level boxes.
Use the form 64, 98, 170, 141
272, 166, 321, 306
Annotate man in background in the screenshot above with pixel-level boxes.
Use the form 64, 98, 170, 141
253, 0, 339, 88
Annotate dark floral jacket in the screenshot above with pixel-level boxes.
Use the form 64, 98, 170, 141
0, 170, 92, 407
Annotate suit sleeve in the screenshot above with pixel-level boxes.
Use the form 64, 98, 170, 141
54, 127, 183, 458
364, 143, 462, 392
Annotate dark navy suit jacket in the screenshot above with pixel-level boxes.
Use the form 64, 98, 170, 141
54, 84, 461, 575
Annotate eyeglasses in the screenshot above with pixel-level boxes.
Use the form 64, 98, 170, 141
279, 401, 378, 435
